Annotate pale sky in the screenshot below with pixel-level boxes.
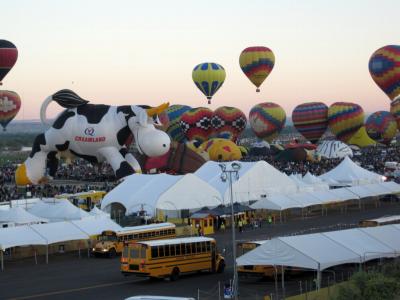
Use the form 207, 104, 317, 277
2, 0, 399, 120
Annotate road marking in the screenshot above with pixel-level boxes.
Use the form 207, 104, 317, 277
7, 281, 132, 300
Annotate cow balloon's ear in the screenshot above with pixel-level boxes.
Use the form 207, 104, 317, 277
131, 106, 148, 126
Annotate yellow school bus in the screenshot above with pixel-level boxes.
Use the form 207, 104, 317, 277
237, 240, 276, 277
121, 237, 225, 280
56, 190, 106, 211
92, 222, 176, 257
359, 215, 400, 227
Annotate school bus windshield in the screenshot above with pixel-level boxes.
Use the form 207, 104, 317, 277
99, 234, 117, 242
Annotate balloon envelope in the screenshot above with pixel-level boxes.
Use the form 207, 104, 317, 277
159, 104, 192, 142
0, 40, 18, 84
239, 46, 275, 92
211, 106, 247, 142
192, 63, 226, 104
180, 107, 213, 143
390, 98, 400, 130
292, 102, 328, 143
0, 90, 21, 131
327, 102, 364, 142
369, 45, 400, 101
249, 102, 286, 142
365, 111, 397, 145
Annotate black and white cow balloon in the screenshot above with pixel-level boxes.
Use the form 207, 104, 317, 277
15, 90, 171, 185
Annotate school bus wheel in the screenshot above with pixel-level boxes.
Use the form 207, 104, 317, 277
217, 260, 225, 273
170, 267, 180, 281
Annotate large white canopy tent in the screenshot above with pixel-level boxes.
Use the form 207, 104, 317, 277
28, 199, 90, 222
319, 157, 384, 186
194, 161, 298, 204
0, 207, 48, 225
237, 225, 400, 289
101, 173, 221, 216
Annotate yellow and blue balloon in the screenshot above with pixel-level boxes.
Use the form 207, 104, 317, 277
192, 63, 226, 104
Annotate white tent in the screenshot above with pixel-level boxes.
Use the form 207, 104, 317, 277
30, 222, 89, 245
0, 226, 47, 250
302, 172, 329, 191
89, 206, 110, 217
195, 161, 298, 204
251, 194, 304, 211
289, 174, 314, 192
379, 181, 400, 194
319, 157, 384, 186
0, 207, 47, 225
101, 173, 221, 215
316, 141, 353, 159
71, 216, 121, 236
28, 199, 90, 222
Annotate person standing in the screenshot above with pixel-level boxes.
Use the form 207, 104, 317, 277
238, 218, 243, 233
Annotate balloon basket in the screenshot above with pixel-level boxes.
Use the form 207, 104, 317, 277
208, 100, 211, 104
256, 88, 260, 92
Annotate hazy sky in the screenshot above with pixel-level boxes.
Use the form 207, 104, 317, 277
2, 0, 399, 120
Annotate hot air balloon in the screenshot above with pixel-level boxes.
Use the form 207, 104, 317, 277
368, 45, 400, 101
391, 98, 400, 129
0, 90, 21, 131
249, 102, 286, 142
180, 107, 213, 143
365, 111, 397, 145
239, 46, 275, 92
0, 40, 18, 85
211, 106, 247, 142
327, 102, 364, 142
159, 104, 192, 143
292, 102, 328, 143
192, 63, 226, 104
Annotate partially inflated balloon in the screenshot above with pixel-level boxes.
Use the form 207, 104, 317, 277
211, 106, 247, 142
347, 126, 376, 148
369, 45, 400, 101
390, 98, 400, 129
180, 107, 213, 143
249, 102, 286, 142
0, 40, 18, 84
192, 63, 226, 104
365, 111, 397, 145
239, 46, 275, 92
327, 102, 364, 142
292, 102, 328, 143
0, 90, 21, 131
159, 104, 192, 142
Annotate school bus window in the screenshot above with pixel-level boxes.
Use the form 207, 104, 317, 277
170, 244, 176, 256
130, 248, 139, 258
209, 219, 213, 227
165, 245, 170, 256
176, 244, 181, 255
134, 234, 138, 239
159, 246, 164, 257
151, 246, 158, 258
140, 247, 146, 258
150, 232, 155, 237
122, 247, 128, 258
196, 242, 201, 253
185, 243, 191, 254
206, 241, 211, 251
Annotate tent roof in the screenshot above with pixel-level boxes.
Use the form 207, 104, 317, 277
28, 199, 90, 222
89, 206, 109, 217
71, 216, 121, 236
319, 157, 383, 185
0, 207, 47, 224
0, 226, 46, 250
251, 195, 304, 211
30, 222, 89, 244
237, 225, 400, 271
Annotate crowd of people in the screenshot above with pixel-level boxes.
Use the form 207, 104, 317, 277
1, 144, 399, 203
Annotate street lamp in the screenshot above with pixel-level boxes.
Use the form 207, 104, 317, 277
219, 162, 241, 300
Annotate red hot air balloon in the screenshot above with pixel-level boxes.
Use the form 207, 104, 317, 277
0, 90, 21, 131
180, 107, 213, 143
211, 106, 247, 142
0, 40, 18, 85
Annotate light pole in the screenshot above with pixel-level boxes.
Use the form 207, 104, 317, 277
219, 162, 241, 300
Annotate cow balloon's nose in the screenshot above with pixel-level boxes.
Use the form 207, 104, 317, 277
163, 144, 166, 147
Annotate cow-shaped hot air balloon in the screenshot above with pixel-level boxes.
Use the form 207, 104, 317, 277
249, 102, 286, 143
365, 111, 397, 145
211, 106, 247, 142
292, 102, 328, 143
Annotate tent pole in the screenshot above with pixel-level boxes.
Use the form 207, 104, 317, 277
1, 250, 4, 271
317, 264, 321, 290
281, 266, 285, 299
87, 240, 90, 258
46, 245, 49, 264
274, 265, 278, 298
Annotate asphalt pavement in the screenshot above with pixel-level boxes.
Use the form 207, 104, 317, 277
1, 201, 399, 300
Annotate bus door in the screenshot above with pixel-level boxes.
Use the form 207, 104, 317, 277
211, 243, 216, 272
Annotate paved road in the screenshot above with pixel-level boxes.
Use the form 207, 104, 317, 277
1, 202, 399, 300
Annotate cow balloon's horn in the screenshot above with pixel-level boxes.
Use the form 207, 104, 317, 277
146, 102, 169, 116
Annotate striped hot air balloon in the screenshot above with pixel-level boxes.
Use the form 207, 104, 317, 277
180, 107, 213, 143
249, 102, 286, 142
192, 63, 226, 104
365, 111, 397, 145
368, 45, 400, 101
327, 102, 364, 142
239, 46, 275, 92
292, 102, 328, 143
211, 106, 247, 142
159, 104, 192, 143
0, 40, 18, 84
0, 90, 21, 131
390, 98, 400, 130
